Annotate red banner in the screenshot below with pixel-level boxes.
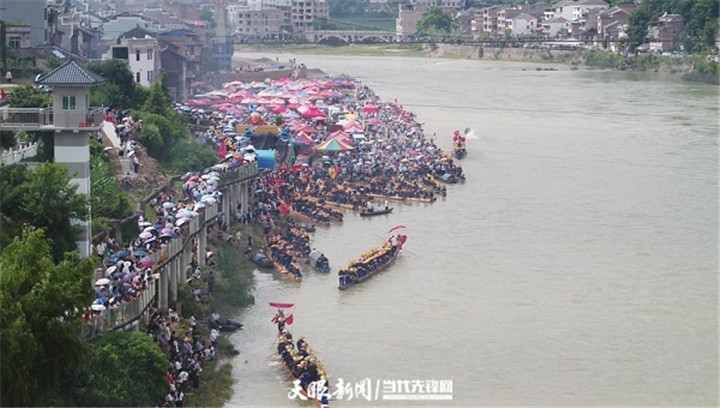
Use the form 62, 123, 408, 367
269, 302, 294, 309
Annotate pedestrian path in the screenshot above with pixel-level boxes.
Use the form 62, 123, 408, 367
102, 120, 132, 174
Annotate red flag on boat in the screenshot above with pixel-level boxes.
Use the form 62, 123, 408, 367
270, 302, 294, 326
388, 225, 406, 234
1, 89, 5, 100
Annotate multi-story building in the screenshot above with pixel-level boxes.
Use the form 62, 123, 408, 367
508, 13, 539, 37
552, 0, 608, 22
101, 26, 160, 87
5, 24, 32, 49
291, 0, 328, 32
408, 0, 463, 9
482, 5, 504, 38
230, 6, 291, 39
649, 13, 684, 52
0, 0, 47, 46
247, 0, 292, 9
396, 3, 427, 41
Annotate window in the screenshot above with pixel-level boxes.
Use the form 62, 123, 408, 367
147, 49, 153, 60
136, 72, 141, 83
8, 37, 20, 48
136, 49, 140, 61
147, 71, 154, 82
62, 96, 76, 110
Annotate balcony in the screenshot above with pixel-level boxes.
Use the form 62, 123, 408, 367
0, 107, 104, 131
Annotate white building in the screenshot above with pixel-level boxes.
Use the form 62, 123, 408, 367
101, 27, 160, 87
509, 13, 538, 37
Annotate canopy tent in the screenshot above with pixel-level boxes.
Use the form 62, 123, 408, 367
315, 138, 354, 152
293, 132, 314, 145
256, 150, 277, 170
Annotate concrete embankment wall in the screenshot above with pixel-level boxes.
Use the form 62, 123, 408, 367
428, 43, 578, 62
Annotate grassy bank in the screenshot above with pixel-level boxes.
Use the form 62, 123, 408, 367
171, 222, 268, 407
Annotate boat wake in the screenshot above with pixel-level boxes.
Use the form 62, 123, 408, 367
464, 128, 479, 140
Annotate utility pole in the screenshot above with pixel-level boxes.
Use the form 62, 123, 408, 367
0, 6, 7, 73
0, 19, 6, 73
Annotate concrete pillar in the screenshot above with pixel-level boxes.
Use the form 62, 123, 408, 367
241, 182, 249, 214
169, 257, 178, 305
55, 131, 91, 257
159, 266, 169, 311
222, 190, 231, 226
198, 227, 207, 266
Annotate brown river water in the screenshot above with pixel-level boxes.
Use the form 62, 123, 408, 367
223, 54, 718, 407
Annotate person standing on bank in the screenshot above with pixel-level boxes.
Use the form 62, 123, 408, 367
4, 71, 12, 83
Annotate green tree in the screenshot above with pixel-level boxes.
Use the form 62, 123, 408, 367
89, 141, 132, 228
416, 6, 458, 37
6, 85, 52, 108
60, 331, 167, 406
200, 7, 217, 30
0, 227, 95, 406
169, 139, 218, 173
0, 130, 16, 149
138, 122, 165, 158
45, 54, 66, 70
86, 59, 141, 109
0, 163, 89, 261
143, 79, 172, 116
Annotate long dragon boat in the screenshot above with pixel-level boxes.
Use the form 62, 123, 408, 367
368, 193, 436, 203
276, 332, 330, 408
338, 235, 407, 290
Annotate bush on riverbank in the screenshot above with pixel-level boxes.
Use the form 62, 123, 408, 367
582, 49, 622, 69
683, 56, 719, 85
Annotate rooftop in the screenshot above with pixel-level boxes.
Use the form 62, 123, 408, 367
36, 60, 106, 86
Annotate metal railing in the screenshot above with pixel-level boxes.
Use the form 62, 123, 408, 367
86, 160, 256, 336
219, 161, 259, 186
0, 107, 104, 130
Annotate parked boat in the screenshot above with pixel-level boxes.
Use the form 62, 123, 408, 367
250, 251, 274, 268
208, 317, 243, 332
308, 249, 331, 273
338, 235, 407, 290
360, 207, 393, 217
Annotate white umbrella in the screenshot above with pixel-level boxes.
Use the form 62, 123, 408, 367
105, 266, 117, 275
139, 221, 152, 227
139, 231, 153, 239
95, 278, 111, 286
176, 218, 190, 226
91, 304, 106, 311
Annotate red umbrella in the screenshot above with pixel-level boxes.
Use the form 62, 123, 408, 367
362, 104, 379, 114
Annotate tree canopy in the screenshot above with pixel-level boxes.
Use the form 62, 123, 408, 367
416, 6, 458, 37
7, 85, 52, 108
200, 7, 217, 30
0, 227, 95, 406
0, 163, 89, 261
60, 331, 167, 406
86, 59, 143, 109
